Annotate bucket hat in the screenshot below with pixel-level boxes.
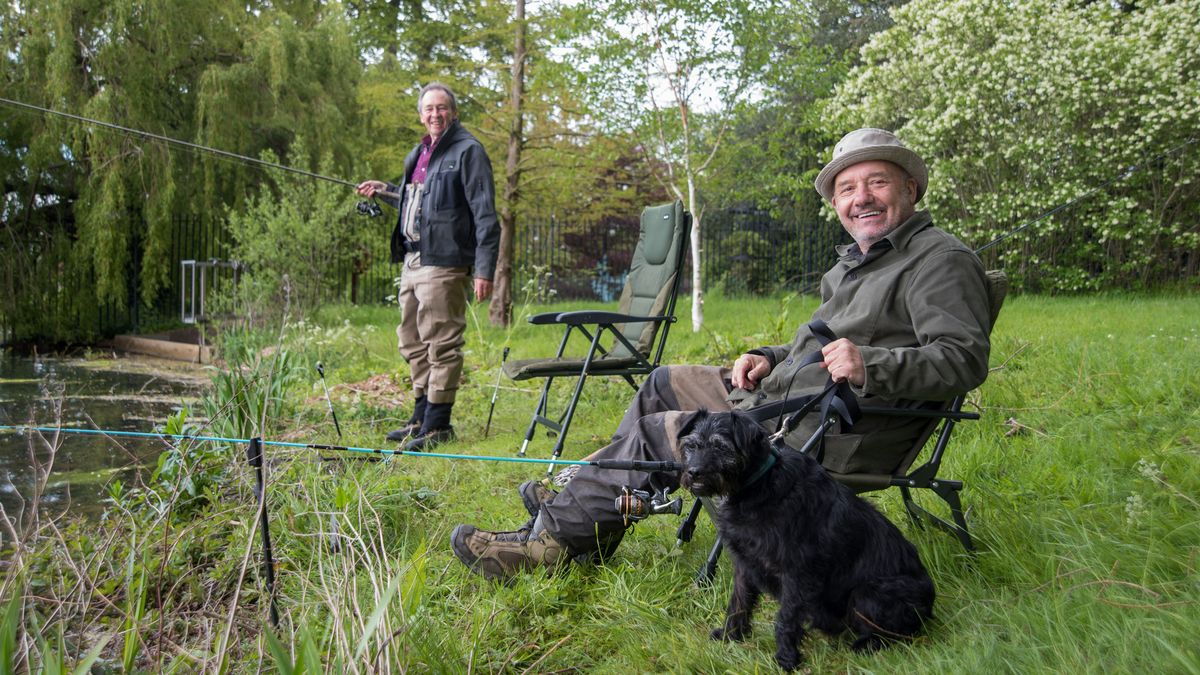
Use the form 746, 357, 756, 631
814, 128, 927, 203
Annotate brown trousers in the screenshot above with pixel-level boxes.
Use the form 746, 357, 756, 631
396, 255, 471, 404
539, 365, 736, 555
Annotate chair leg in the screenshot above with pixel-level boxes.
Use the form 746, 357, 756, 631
518, 376, 556, 457
930, 481, 975, 552
901, 483, 975, 553
676, 499, 704, 546
899, 485, 925, 530
696, 538, 722, 587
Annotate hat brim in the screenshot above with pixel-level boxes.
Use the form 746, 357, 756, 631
815, 145, 928, 203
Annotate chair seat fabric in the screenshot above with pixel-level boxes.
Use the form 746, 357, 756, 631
503, 356, 645, 380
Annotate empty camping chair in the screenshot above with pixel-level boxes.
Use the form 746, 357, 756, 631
502, 201, 691, 472
681, 270, 1008, 583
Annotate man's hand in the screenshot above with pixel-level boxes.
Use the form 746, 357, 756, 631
820, 338, 865, 386
356, 180, 386, 198
731, 353, 772, 391
474, 278, 493, 301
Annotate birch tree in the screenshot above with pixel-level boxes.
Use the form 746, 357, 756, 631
573, 0, 773, 330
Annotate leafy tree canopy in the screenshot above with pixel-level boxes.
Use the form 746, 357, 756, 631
829, 0, 1200, 291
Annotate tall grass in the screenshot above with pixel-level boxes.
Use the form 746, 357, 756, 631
2, 292, 1198, 672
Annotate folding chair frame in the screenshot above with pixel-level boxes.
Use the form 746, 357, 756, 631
679, 269, 1006, 584
519, 305, 681, 469
508, 203, 692, 474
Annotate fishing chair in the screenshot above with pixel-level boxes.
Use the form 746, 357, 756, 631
502, 201, 691, 472
679, 270, 1008, 584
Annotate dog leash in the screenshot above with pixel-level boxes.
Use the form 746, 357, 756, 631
743, 320, 863, 464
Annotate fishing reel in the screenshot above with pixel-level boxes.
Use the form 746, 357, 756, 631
356, 199, 383, 218
615, 480, 683, 525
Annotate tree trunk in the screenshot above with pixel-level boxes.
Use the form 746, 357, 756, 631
489, 0, 526, 327
687, 174, 703, 331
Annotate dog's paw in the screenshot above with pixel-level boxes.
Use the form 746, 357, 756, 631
775, 646, 803, 672
710, 624, 749, 642
850, 633, 887, 653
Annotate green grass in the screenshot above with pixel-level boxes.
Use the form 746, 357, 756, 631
3, 291, 1199, 673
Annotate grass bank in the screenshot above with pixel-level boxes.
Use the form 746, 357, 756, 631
2, 292, 1198, 672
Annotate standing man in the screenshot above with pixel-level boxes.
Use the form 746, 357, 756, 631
449, 128, 995, 580
358, 82, 500, 451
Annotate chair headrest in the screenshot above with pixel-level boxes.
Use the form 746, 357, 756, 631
641, 203, 680, 265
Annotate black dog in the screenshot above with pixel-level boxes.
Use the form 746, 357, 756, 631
679, 409, 935, 671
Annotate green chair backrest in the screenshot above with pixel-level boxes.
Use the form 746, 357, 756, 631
609, 201, 690, 359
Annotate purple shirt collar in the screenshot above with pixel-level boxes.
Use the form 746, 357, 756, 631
411, 133, 444, 185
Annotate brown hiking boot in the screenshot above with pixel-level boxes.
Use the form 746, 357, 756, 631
518, 480, 558, 516
450, 523, 567, 581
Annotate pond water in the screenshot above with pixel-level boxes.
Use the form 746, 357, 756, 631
0, 352, 208, 518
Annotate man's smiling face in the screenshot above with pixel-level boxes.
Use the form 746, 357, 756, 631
831, 160, 918, 252
419, 89, 457, 141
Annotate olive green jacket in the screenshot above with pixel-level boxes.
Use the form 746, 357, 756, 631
730, 210, 992, 474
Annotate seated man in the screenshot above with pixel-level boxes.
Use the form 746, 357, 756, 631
451, 128, 993, 581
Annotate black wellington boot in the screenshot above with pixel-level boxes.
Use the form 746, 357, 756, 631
404, 401, 455, 451
386, 395, 426, 442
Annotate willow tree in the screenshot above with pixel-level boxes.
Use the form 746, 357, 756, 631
0, 0, 364, 341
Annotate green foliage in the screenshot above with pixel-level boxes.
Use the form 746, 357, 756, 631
118, 408, 230, 518
710, 230, 775, 295
7, 293, 1200, 671
202, 335, 304, 441
704, 0, 902, 217
120, 536, 147, 672
196, 7, 362, 215
219, 144, 373, 321
829, 0, 1200, 291
1, 586, 20, 671
0, 0, 367, 342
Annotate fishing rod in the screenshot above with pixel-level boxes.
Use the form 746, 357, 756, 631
315, 362, 343, 439
245, 437, 281, 628
973, 137, 1197, 255
0, 96, 401, 207
0, 425, 683, 473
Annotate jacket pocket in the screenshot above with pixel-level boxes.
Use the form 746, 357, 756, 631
819, 433, 893, 475
431, 168, 464, 211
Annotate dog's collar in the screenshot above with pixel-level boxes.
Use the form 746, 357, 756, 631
738, 446, 780, 493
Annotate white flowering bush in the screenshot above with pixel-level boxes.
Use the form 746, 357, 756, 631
828, 0, 1200, 291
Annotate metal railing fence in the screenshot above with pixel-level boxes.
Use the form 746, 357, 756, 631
0, 208, 843, 344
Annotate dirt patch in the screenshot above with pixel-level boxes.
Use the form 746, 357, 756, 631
305, 373, 410, 409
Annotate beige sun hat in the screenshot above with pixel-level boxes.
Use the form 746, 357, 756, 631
814, 128, 928, 203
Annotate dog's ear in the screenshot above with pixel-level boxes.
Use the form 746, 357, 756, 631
729, 410, 769, 457
679, 408, 710, 438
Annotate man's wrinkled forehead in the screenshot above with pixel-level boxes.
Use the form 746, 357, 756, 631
833, 160, 908, 193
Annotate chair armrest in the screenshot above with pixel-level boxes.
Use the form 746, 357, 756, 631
527, 311, 563, 325
554, 310, 675, 325
858, 405, 980, 421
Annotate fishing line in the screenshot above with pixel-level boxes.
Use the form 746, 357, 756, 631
0, 425, 683, 472
0, 97, 360, 188
0, 96, 403, 203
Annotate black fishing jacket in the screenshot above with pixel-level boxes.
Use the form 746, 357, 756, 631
386, 120, 500, 280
